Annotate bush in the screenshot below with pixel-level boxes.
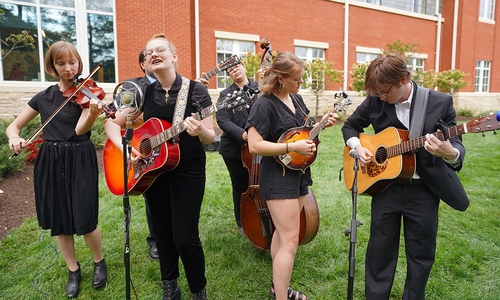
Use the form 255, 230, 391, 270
90, 115, 108, 148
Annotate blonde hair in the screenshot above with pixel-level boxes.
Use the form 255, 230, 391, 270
147, 33, 177, 68
260, 51, 305, 96
44, 41, 83, 78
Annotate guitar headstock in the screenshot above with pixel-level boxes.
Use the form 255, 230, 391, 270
333, 91, 352, 114
464, 113, 500, 134
217, 85, 260, 112
218, 55, 241, 72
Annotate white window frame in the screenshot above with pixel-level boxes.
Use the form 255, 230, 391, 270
294, 40, 328, 90
475, 60, 491, 93
214, 31, 259, 89
479, 0, 496, 22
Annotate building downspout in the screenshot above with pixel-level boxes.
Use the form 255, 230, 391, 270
451, 0, 458, 70
343, 0, 349, 91
195, 0, 201, 79
435, 2, 442, 74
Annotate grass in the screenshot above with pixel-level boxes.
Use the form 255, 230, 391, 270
0, 124, 499, 299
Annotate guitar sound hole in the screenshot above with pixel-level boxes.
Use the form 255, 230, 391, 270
374, 147, 387, 165
139, 139, 152, 156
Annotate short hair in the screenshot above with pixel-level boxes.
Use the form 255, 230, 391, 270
260, 51, 305, 96
364, 53, 412, 96
44, 41, 83, 78
139, 48, 146, 73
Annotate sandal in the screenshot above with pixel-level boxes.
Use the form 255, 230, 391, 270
269, 282, 308, 300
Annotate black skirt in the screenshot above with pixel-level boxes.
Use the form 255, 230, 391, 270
34, 139, 99, 236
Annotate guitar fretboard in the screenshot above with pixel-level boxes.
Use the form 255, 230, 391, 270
387, 123, 466, 158
150, 105, 216, 149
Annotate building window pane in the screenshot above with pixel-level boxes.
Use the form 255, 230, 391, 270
357, 52, 379, 63
406, 57, 425, 73
215, 39, 255, 89
407, 0, 427, 14
0, 1, 116, 83
0, 3, 39, 82
475, 60, 490, 92
295, 46, 326, 89
479, 0, 495, 20
87, 13, 115, 83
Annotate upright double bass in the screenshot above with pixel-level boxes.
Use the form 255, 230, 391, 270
240, 38, 320, 251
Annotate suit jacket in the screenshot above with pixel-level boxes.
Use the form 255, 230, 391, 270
216, 81, 258, 160
125, 75, 152, 90
342, 82, 469, 211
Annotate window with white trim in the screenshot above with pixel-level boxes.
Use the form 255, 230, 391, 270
406, 57, 425, 73
475, 60, 490, 92
359, 0, 380, 4
216, 39, 255, 89
356, 52, 380, 64
296, 46, 325, 90
407, 0, 427, 14
479, 0, 495, 20
0, 0, 116, 83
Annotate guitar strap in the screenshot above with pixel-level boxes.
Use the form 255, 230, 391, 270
290, 94, 315, 126
170, 77, 190, 143
409, 85, 429, 140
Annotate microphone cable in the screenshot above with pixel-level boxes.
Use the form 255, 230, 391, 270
30, 230, 58, 299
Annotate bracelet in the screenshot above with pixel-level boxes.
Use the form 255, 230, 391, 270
9, 136, 20, 141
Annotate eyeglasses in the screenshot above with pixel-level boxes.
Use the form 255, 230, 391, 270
144, 45, 168, 57
374, 83, 394, 98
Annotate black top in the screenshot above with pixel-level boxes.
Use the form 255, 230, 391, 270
142, 73, 213, 163
28, 84, 89, 142
216, 80, 258, 160
246, 93, 312, 200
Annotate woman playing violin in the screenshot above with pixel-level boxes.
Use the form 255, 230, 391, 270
6, 41, 107, 298
246, 51, 338, 300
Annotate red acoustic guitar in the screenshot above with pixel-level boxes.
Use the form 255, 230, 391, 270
274, 91, 352, 172
103, 86, 259, 196
343, 114, 500, 196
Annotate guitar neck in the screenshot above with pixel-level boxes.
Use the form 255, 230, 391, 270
387, 123, 465, 158
150, 105, 216, 148
200, 67, 221, 81
308, 113, 330, 141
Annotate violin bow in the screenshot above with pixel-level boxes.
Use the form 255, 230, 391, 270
9, 64, 102, 159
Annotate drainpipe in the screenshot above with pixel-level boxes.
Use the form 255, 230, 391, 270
435, 1, 442, 73
344, 0, 349, 91
195, 0, 200, 79
451, 0, 458, 70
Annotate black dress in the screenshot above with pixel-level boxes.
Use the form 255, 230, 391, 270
28, 84, 99, 236
246, 93, 312, 201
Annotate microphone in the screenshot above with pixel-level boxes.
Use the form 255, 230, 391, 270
121, 91, 134, 106
349, 149, 360, 159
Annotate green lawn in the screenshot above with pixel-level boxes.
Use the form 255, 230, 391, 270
0, 124, 499, 299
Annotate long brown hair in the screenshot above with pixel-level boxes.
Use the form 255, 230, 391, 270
260, 51, 305, 96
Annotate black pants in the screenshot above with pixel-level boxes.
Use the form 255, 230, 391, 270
365, 182, 439, 300
144, 164, 207, 294
222, 156, 249, 228
144, 194, 157, 247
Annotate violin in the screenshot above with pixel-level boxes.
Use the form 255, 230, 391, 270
63, 75, 116, 119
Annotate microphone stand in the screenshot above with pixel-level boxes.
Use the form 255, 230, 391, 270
345, 153, 362, 300
122, 118, 133, 300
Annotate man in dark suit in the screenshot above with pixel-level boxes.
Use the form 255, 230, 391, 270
124, 49, 159, 260
341, 53, 469, 299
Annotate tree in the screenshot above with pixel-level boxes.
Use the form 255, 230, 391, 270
382, 40, 421, 59
413, 69, 438, 88
0, 9, 36, 61
436, 69, 470, 95
302, 58, 343, 117
349, 62, 368, 95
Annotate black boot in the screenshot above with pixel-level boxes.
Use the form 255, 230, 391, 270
161, 279, 181, 300
192, 287, 206, 300
92, 258, 107, 289
65, 262, 81, 298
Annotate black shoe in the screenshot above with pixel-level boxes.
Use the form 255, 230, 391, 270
65, 262, 81, 298
161, 279, 181, 300
192, 287, 206, 300
149, 245, 159, 260
92, 258, 107, 289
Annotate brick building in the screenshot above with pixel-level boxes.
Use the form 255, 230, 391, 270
0, 0, 498, 118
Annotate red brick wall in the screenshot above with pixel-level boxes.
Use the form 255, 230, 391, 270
114, 0, 499, 92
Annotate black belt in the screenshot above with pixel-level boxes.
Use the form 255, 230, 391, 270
398, 178, 421, 185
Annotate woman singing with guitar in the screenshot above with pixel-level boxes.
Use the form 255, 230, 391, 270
246, 51, 338, 300
104, 33, 214, 300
